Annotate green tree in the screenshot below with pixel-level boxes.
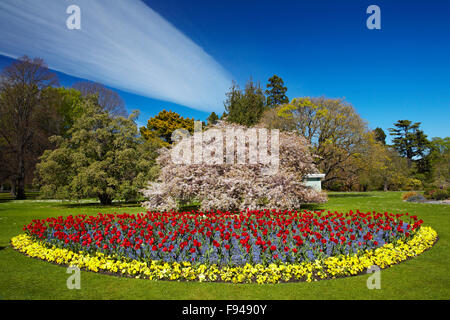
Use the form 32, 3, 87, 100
224, 79, 266, 127
261, 97, 369, 187
206, 112, 219, 126
429, 137, 450, 187
373, 127, 386, 144
220, 111, 228, 120
140, 110, 195, 147
35, 99, 159, 205
0, 56, 59, 199
388, 120, 430, 162
265, 75, 289, 108
388, 120, 432, 179
44, 87, 84, 137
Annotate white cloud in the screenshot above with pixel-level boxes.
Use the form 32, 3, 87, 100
0, 0, 231, 112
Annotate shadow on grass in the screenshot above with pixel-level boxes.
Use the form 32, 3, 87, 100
300, 203, 327, 211
57, 201, 143, 210
327, 193, 373, 198
0, 192, 41, 203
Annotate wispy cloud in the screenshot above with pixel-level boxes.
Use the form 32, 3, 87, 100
0, 0, 231, 112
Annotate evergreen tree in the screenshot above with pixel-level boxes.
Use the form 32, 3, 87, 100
207, 112, 219, 126
265, 75, 289, 108
388, 120, 430, 161
224, 79, 266, 127
373, 127, 386, 144
388, 120, 432, 176
140, 110, 195, 147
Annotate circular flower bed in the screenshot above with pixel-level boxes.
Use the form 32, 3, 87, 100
11, 210, 437, 284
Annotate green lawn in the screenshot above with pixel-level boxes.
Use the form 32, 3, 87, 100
0, 191, 448, 300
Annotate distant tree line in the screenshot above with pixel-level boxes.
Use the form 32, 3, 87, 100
0, 56, 159, 203
1, 57, 448, 203
213, 75, 448, 192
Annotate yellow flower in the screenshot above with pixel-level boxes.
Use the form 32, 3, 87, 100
10, 226, 437, 284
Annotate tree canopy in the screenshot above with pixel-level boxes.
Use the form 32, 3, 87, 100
140, 109, 195, 147
260, 97, 368, 187
207, 112, 219, 126
142, 122, 326, 211
0, 56, 59, 199
373, 127, 386, 145
35, 99, 159, 205
265, 75, 289, 108
224, 79, 266, 127
388, 120, 431, 161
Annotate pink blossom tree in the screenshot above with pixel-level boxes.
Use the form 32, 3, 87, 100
141, 122, 326, 211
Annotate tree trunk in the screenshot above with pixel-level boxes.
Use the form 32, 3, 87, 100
16, 154, 27, 200
98, 193, 113, 205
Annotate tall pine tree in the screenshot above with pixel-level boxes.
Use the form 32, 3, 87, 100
224, 79, 266, 127
265, 75, 289, 108
388, 120, 432, 175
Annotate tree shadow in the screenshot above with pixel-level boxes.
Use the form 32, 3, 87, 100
0, 192, 41, 203
327, 193, 373, 198
0, 192, 14, 203
57, 201, 142, 210
300, 203, 327, 211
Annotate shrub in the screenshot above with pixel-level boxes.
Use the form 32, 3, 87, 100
403, 178, 423, 191
405, 194, 426, 202
424, 188, 449, 200
431, 190, 448, 200
402, 191, 418, 201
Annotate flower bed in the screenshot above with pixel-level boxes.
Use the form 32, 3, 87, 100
11, 210, 438, 284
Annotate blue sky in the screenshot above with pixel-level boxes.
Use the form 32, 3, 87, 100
0, 0, 449, 141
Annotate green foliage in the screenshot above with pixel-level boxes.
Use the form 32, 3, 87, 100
140, 110, 194, 147
428, 137, 450, 187
388, 120, 435, 183
206, 112, 219, 126
44, 87, 84, 137
35, 99, 159, 205
424, 188, 449, 200
261, 96, 369, 188
0, 56, 59, 199
373, 127, 386, 145
265, 75, 289, 108
224, 79, 267, 127
388, 120, 431, 162
403, 178, 423, 191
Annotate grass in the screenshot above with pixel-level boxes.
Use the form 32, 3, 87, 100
0, 191, 448, 300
